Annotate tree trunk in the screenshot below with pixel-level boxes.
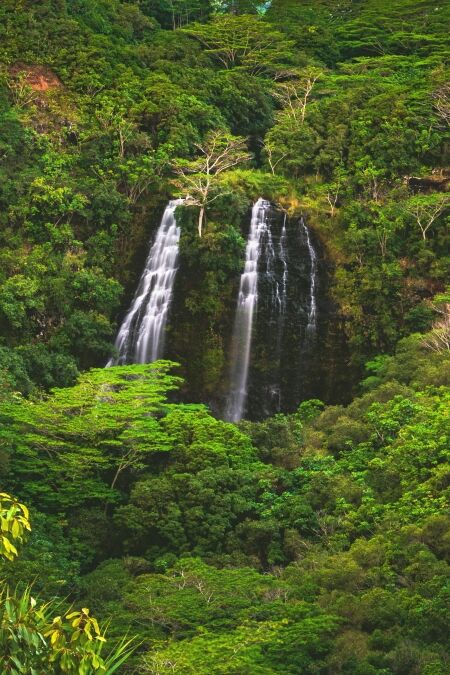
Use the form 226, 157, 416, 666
198, 206, 205, 237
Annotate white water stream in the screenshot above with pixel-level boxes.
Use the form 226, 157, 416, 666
302, 219, 317, 337
107, 199, 183, 366
225, 199, 271, 422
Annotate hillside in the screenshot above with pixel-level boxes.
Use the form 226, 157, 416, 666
0, 1, 449, 673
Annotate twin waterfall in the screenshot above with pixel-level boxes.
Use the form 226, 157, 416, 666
108, 198, 319, 423
107, 200, 183, 366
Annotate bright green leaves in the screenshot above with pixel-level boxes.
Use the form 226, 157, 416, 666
44, 607, 107, 661
333, 0, 450, 60
0, 492, 134, 673
113, 406, 267, 562
183, 14, 295, 75
0, 493, 31, 561
0, 2, 448, 673
0, 275, 43, 330
0, 362, 182, 509
0, 584, 134, 674
89, 556, 338, 673
146, 615, 336, 674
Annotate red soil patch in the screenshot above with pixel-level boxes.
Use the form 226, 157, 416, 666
9, 63, 61, 91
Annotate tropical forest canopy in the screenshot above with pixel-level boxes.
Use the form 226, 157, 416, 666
0, 0, 449, 672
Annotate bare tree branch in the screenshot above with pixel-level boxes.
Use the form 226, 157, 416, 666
172, 130, 251, 236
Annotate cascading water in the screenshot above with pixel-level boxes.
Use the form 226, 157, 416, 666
226, 206, 321, 421
107, 199, 183, 366
302, 219, 318, 337
279, 214, 288, 313
267, 212, 289, 413
225, 199, 271, 422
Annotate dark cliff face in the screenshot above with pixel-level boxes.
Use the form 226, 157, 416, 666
164, 206, 244, 411
245, 207, 352, 421
161, 203, 354, 420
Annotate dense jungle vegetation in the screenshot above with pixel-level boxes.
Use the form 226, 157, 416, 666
0, 0, 449, 672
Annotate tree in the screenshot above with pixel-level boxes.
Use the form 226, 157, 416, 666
95, 96, 137, 158
422, 307, 450, 353
266, 0, 343, 65
432, 81, 450, 126
183, 14, 294, 75
273, 67, 323, 124
172, 130, 251, 236
311, 164, 348, 218
0, 363, 181, 510
261, 138, 288, 175
403, 194, 449, 241
422, 294, 450, 353
141, 595, 338, 673
113, 407, 267, 562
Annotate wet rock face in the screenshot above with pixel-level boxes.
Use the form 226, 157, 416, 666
161, 203, 353, 420
245, 206, 352, 420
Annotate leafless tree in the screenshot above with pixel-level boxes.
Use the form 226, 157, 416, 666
404, 195, 449, 241
273, 67, 323, 124
172, 131, 251, 236
423, 303, 450, 353
432, 82, 450, 126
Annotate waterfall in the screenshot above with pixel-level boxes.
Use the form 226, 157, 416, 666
107, 199, 183, 366
264, 214, 280, 309
270, 212, 289, 410
279, 214, 288, 313
302, 219, 317, 337
225, 199, 271, 422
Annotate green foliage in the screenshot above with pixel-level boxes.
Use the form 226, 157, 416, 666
0, 0, 447, 389
0, 1, 449, 673
0, 362, 181, 511
1, 337, 449, 672
172, 130, 251, 236
114, 407, 269, 562
0, 492, 30, 561
0, 492, 135, 673
183, 14, 295, 74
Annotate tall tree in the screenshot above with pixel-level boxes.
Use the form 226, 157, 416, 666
172, 130, 251, 236
403, 194, 449, 241
273, 67, 323, 124
183, 14, 294, 75
0, 363, 181, 509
